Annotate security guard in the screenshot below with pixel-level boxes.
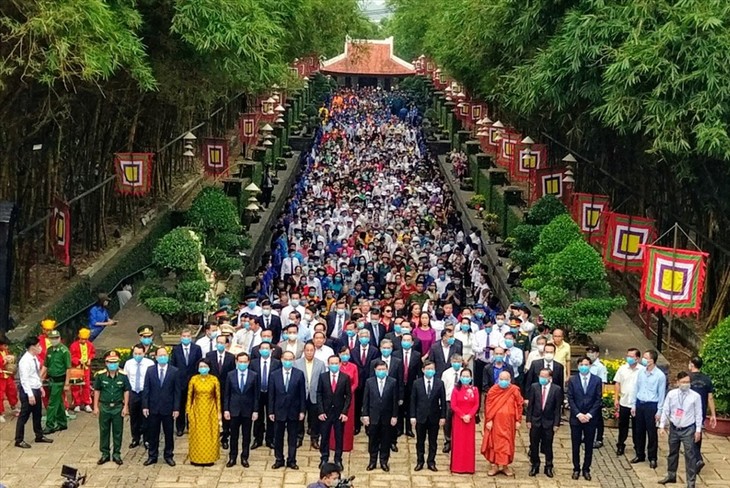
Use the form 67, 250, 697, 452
93, 350, 130, 465
44, 329, 71, 434
137, 326, 160, 360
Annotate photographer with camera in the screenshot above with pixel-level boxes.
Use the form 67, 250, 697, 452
307, 462, 353, 488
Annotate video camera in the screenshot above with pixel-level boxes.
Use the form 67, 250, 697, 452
335, 475, 355, 488
60, 465, 86, 488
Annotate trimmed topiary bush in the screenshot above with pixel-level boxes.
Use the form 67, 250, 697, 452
701, 316, 730, 414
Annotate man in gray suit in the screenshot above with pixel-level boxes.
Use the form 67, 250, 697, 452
294, 342, 326, 449
279, 324, 306, 360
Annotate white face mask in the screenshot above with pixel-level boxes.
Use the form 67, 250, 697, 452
537, 345, 545, 353
543, 353, 554, 361
521, 323, 535, 333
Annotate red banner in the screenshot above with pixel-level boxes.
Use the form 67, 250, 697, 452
114, 152, 153, 196
238, 113, 259, 147
531, 166, 567, 204
571, 193, 611, 244
510, 142, 547, 182
51, 198, 71, 266
602, 212, 656, 273
202, 137, 229, 177
496, 129, 520, 168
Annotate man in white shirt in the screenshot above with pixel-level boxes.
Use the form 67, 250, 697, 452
525, 336, 547, 372
196, 322, 219, 356
14, 337, 52, 448
613, 348, 644, 456
280, 249, 300, 279
123, 344, 155, 448
502, 332, 524, 380
440, 354, 462, 454
312, 332, 334, 364
281, 292, 306, 328
657, 371, 703, 486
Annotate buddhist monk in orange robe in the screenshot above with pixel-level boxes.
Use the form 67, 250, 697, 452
481, 371, 523, 477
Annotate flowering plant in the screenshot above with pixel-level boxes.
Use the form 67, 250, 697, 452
602, 388, 617, 420
603, 358, 624, 383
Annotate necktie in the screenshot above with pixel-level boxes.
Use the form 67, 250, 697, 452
350, 338, 355, 349
184, 347, 189, 365
218, 354, 223, 369
209, 338, 213, 352
159, 367, 165, 385
541, 385, 547, 409
285, 371, 290, 392
361, 347, 366, 365
379, 380, 384, 396
239, 372, 245, 391
582, 376, 588, 393
426, 380, 432, 397
331, 374, 337, 393
403, 351, 409, 383
266, 317, 270, 329
262, 360, 268, 391
135, 363, 142, 393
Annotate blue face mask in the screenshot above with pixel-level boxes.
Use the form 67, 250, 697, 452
640, 358, 649, 367
237, 363, 248, 371
375, 370, 388, 379
181, 337, 192, 346
133, 354, 143, 363
141, 337, 152, 346
394, 325, 402, 334
493, 355, 504, 363
291, 299, 300, 307
451, 362, 461, 371
337, 309, 345, 316
476, 312, 485, 319
199, 367, 209, 375
340, 354, 350, 363
346, 329, 356, 337
510, 327, 519, 335
484, 327, 493, 334
216, 343, 226, 352
259, 349, 271, 358
401, 341, 413, 350
504, 339, 514, 348
626, 356, 636, 366
248, 301, 257, 309
157, 356, 169, 365
538, 377, 549, 386
447, 337, 455, 346
460, 324, 470, 332
282, 360, 293, 369
424, 369, 436, 379
460, 377, 472, 385
578, 365, 591, 375
262, 337, 272, 344
498, 379, 510, 389
107, 362, 119, 372
359, 337, 370, 345
357, 322, 365, 329
381, 348, 392, 357
328, 364, 340, 374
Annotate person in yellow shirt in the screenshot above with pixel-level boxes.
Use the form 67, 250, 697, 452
551, 329, 571, 385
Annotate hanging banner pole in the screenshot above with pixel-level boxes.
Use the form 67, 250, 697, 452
666, 223, 679, 352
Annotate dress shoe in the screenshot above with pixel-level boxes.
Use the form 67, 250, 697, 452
414, 463, 424, 471
572, 471, 580, 480
657, 476, 676, 485
297, 438, 303, 448
251, 440, 262, 450
312, 440, 320, 450
15, 441, 31, 449
442, 443, 451, 453
35, 437, 53, 443
176, 430, 184, 437
241, 459, 249, 468
405, 430, 415, 438
97, 457, 110, 465
594, 440, 604, 448
165, 458, 176, 467
113, 457, 123, 465
144, 441, 149, 450
529, 465, 539, 477
649, 460, 658, 469
427, 463, 438, 472
129, 440, 140, 448
475, 414, 481, 424
143, 458, 157, 466
272, 461, 285, 469
545, 467, 554, 478
583, 471, 592, 481
381, 463, 390, 472
221, 440, 229, 450
336, 462, 344, 471
366, 462, 376, 471
226, 459, 236, 468
616, 446, 625, 456
696, 460, 705, 474
391, 444, 399, 453
266, 442, 275, 449
631, 457, 645, 464
287, 463, 299, 470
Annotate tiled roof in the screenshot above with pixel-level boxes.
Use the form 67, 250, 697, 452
321, 37, 415, 76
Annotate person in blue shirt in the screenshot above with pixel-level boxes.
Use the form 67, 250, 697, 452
630, 350, 666, 469
88, 293, 117, 341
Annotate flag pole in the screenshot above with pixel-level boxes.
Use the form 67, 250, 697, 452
666, 223, 679, 352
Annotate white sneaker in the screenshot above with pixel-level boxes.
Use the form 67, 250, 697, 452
0, 415, 6, 423
74, 406, 81, 413
84, 405, 92, 413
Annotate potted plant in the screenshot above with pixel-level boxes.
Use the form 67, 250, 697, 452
480, 212, 499, 236
497, 237, 516, 258
701, 315, 730, 435
466, 195, 487, 209
460, 177, 474, 191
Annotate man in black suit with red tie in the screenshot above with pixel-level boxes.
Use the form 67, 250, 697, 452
362, 360, 399, 472
141, 348, 181, 467
410, 360, 447, 472
567, 357, 603, 481
526, 368, 564, 478
350, 329, 378, 434
317, 355, 352, 471
206, 335, 236, 449
394, 333, 421, 438
268, 351, 306, 470
223, 352, 259, 468
524, 343, 565, 392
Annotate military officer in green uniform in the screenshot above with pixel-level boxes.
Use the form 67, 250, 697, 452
93, 350, 130, 465
44, 329, 71, 434
137, 325, 160, 360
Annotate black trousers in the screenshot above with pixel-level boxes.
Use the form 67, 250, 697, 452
354, 386, 364, 430
616, 405, 635, 449
368, 420, 394, 463
415, 421, 439, 465
218, 395, 230, 443
319, 416, 344, 463
147, 413, 174, 460
667, 424, 697, 486
397, 385, 413, 436
595, 412, 605, 442
570, 421, 596, 472
253, 391, 273, 444
175, 383, 189, 433
128, 391, 147, 443
474, 360, 488, 413
274, 419, 299, 464
635, 401, 659, 461
229, 416, 253, 461
15, 389, 43, 443
529, 424, 555, 467
299, 401, 320, 442
443, 401, 452, 444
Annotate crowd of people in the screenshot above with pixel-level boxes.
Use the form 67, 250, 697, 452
2, 88, 718, 488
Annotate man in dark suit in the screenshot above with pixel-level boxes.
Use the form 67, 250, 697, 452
170, 327, 202, 436
258, 300, 282, 344
385, 319, 422, 354
524, 343, 565, 392
362, 360, 399, 472
141, 348, 181, 466
223, 352, 259, 468
338, 322, 359, 358
526, 368, 564, 478
249, 341, 281, 449
410, 360, 447, 472
369, 339, 404, 451
567, 357, 603, 481
205, 335, 236, 449
268, 351, 306, 469
326, 299, 349, 339
394, 333, 421, 438
251, 329, 283, 360
351, 329, 378, 434
317, 355, 352, 470
483, 347, 516, 390
427, 327, 463, 375
365, 309, 386, 346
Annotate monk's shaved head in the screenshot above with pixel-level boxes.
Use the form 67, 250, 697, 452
498, 371, 512, 382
